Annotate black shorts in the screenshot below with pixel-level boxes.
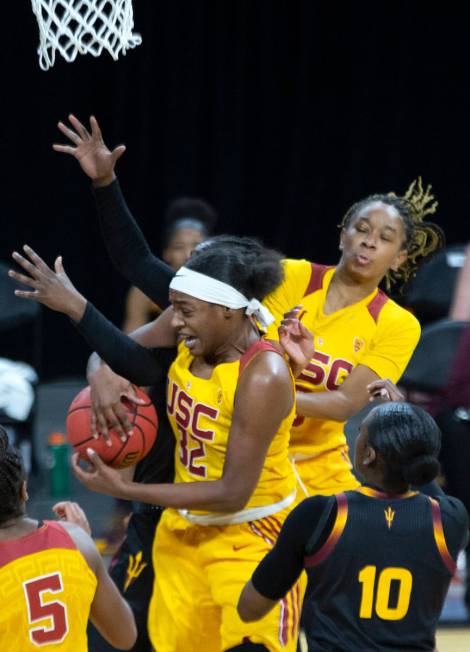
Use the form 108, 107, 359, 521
88, 507, 163, 652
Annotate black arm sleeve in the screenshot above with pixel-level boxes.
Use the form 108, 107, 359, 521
251, 496, 336, 601
74, 301, 176, 386
92, 180, 174, 308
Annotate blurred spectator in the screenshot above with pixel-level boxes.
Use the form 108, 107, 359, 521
430, 247, 470, 615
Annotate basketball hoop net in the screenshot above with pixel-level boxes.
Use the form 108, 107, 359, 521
30, 0, 142, 71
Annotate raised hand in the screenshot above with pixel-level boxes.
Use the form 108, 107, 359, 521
9, 245, 86, 322
278, 305, 314, 377
53, 114, 126, 186
52, 501, 92, 535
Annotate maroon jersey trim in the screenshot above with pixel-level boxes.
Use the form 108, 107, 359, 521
304, 493, 348, 567
303, 263, 332, 297
367, 289, 389, 322
0, 521, 77, 569
239, 339, 282, 378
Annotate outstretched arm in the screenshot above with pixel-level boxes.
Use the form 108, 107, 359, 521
9, 245, 176, 385
93, 179, 174, 307
53, 114, 174, 307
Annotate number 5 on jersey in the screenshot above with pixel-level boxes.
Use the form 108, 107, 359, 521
23, 572, 69, 645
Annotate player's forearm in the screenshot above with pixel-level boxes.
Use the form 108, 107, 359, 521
76, 302, 165, 385
119, 478, 252, 513
238, 581, 277, 622
296, 390, 362, 422
93, 179, 174, 308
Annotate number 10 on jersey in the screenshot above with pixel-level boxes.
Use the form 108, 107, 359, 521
358, 565, 413, 620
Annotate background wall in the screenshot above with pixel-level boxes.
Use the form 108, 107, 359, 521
1, 2, 469, 377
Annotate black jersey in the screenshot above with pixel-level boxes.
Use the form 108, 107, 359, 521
303, 488, 462, 651
133, 375, 175, 486
252, 486, 469, 652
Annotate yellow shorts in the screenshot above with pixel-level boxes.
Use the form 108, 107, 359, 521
148, 506, 304, 652
293, 445, 360, 497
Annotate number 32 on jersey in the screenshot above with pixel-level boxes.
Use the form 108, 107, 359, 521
167, 382, 219, 478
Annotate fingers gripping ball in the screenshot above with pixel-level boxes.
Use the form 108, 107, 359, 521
66, 386, 157, 468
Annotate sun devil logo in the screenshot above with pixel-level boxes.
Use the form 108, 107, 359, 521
384, 506, 395, 530
124, 550, 148, 592
353, 337, 365, 353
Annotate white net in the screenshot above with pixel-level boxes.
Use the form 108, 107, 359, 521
30, 0, 142, 71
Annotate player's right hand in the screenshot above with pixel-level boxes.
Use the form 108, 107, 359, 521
278, 305, 314, 377
52, 501, 92, 536
53, 114, 126, 187
88, 364, 145, 444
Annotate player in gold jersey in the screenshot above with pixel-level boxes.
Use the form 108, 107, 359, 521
263, 179, 444, 496
0, 427, 137, 651
11, 237, 312, 651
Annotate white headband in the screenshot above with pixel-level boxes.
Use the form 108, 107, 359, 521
169, 266, 275, 327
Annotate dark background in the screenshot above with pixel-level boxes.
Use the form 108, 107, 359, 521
1, 2, 469, 379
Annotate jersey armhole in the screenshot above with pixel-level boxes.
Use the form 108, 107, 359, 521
238, 339, 282, 378
304, 493, 348, 568
429, 497, 457, 575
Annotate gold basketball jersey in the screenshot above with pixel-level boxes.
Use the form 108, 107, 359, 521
263, 259, 421, 458
167, 339, 296, 512
0, 521, 97, 651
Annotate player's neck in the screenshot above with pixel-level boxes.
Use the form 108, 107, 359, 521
206, 321, 259, 365
0, 515, 38, 540
327, 269, 378, 311
365, 478, 410, 495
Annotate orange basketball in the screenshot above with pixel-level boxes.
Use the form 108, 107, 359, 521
66, 385, 158, 468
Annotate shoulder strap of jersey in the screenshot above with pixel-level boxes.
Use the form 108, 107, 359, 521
239, 339, 282, 378
428, 497, 457, 575
304, 493, 348, 567
303, 263, 332, 297
367, 288, 389, 322
304, 495, 336, 556
0, 521, 76, 570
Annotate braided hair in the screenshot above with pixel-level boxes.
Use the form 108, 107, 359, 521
0, 426, 25, 525
340, 178, 444, 291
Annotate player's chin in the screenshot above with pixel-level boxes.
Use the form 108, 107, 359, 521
347, 261, 380, 283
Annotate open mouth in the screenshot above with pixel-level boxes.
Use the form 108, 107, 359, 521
182, 335, 198, 349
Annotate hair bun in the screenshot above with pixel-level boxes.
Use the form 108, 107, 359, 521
402, 454, 440, 486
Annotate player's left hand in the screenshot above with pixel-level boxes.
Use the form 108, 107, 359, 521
9, 245, 87, 322
72, 450, 128, 498
278, 305, 314, 376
